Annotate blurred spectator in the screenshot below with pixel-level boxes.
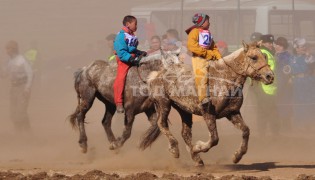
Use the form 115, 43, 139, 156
164, 29, 182, 51
106, 33, 116, 61
161, 34, 169, 51
274, 37, 293, 132
162, 29, 187, 63
250, 32, 262, 42
3, 40, 33, 133
24, 41, 39, 67
216, 40, 230, 57
290, 38, 315, 128
147, 35, 161, 55
24, 41, 42, 89
256, 34, 280, 137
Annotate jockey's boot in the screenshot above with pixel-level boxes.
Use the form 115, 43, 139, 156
116, 104, 125, 114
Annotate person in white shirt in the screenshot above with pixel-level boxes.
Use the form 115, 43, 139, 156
3, 40, 33, 132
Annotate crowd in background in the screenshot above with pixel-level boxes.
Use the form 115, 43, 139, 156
247, 32, 315, 136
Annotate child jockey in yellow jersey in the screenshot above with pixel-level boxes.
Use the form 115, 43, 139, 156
185, 13, 222, 107
113, 15, 147, 113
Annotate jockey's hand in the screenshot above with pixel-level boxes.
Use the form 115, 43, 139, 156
136, 50, 147, 57
129, 56, 140, 65
141, 51, 147, 57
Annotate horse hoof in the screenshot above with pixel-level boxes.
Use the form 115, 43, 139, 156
109, 143, 117, 150
169, 148, 180, 158
79, 144, 88, 153
195, 160, 204, 167
233, 152, 242, 164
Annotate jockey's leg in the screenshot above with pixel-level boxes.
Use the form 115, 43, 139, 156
192, 57, 209, 104
227, 112, 250, 164
113, 56, 130, 113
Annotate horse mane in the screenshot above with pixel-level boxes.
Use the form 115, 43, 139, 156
139, 51, 181, 71
222, 48, 244, 61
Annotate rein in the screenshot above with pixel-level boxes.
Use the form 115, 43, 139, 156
136, 53, 147, 84
222, 57, 249, 76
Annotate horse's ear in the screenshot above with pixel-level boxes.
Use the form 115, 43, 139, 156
257, 40, 263, 47
242, 40, 249, 53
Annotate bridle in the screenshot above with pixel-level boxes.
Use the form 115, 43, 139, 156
222, 50, 269, 80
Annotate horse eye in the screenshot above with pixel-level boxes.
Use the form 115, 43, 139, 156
251, 55, 258, 61
263, 54, 268, 60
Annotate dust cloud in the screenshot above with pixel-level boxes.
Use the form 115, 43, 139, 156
0, 0, 315, 178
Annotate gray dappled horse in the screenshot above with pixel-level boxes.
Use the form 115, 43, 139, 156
140, 41, 274, 166
68, 51, 180, 153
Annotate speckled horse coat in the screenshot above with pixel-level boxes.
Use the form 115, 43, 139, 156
140, 41, 275, 166
68, 52, 180, 153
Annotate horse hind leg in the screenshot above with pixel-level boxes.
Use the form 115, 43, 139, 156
100, 100, 117, 150
76, 88, 96, 153
156, 99, 179, 158
227, 112, 250, 164
176, 107, 204, 166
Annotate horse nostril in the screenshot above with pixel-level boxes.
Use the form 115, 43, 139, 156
266, 73, 274, 82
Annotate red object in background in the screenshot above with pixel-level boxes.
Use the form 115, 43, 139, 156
216, 40, 228, 48
145, 23, 156, 40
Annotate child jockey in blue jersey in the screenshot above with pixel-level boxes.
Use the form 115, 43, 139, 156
113, 15, 147, 113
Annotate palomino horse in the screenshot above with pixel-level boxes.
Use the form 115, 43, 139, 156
68, 52, 180, 153
140, 41, 274, 166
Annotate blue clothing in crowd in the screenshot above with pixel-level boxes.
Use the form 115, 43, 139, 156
275, 51, 293, 119
290, 54, 314, 125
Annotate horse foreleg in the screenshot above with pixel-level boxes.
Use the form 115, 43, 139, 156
101, 102, 117, 149
178, 109, 204, 166
192, 112, 219, 154
156, 100, 179, 158
227, 112, 250, 164
110, 113, 135, 150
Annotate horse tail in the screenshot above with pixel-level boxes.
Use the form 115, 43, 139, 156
68, 68, 85, 130
139, 122, 161, 150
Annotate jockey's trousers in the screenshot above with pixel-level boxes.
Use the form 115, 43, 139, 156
113, 56, 131, 105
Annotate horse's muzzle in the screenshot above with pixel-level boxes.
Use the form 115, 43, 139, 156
263, 72, 274, 85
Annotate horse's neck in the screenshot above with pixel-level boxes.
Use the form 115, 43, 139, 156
138, 59, 163, 73
210, 48, 247, 87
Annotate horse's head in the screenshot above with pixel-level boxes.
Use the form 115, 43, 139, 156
241, 41, 274, 85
